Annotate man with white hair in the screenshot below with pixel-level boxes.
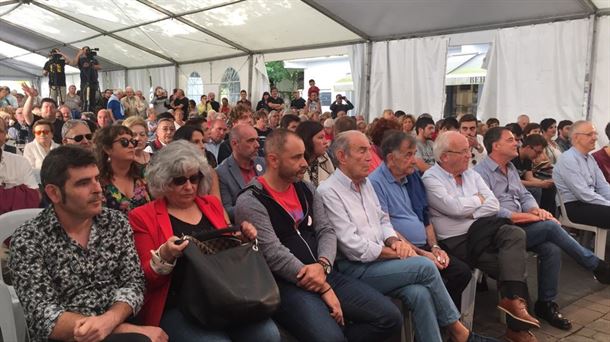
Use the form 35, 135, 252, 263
319, 130, 496, 342
107, 89, 125, 120
422, 131, 539, 341
517, 114, 530, 131
553, 120, 610, 229
121, 86, 139, 118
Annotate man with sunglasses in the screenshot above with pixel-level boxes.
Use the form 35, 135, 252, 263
62, 119, 93, 150
554, 120, 610, 230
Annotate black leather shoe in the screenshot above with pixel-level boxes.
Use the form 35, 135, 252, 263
593, 260, 610, 284
534, 301, 572, 330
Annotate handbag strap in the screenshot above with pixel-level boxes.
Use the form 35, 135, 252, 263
190, 225, 241, 242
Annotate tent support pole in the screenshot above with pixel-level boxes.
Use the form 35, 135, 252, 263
175, 64, 180, 93
247, 54, 253, 101
363, 41, 372, 122
124, 70, 128, 89
584, 14, 597, 120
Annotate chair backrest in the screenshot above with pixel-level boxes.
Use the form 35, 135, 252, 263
0, 208, 43, 282
0, 208, 44, 243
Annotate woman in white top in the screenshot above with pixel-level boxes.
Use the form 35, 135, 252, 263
23, 119, 59, 171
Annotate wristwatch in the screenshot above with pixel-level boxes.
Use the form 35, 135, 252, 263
318, 259, 332, 275
431, 244, 442, 251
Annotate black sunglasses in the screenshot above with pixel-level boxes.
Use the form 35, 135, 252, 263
172, 172, 203, 186
67, 133, 93, 142
113, 137, 139, 148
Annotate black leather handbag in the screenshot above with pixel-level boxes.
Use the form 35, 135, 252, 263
178, 227, 280, 329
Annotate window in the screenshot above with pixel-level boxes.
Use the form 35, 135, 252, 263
219, 67, 240, 104
187, 71, 203, 101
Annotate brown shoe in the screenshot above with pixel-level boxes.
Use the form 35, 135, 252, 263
497, 297, 540, 328
504, 329, 537, 342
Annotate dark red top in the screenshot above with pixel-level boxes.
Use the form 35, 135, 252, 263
592, 147, 610, 184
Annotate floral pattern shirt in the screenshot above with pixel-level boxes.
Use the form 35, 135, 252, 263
8, 207, 145, 341
103, 178, 151, 215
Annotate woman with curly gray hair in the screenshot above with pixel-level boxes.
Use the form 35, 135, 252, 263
128, 140, 279, 341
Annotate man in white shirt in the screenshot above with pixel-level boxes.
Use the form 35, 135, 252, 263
422, 131, 538, 341
318, 131, 495, 342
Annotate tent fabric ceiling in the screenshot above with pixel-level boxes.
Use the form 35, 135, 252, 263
0, 0, 606, 73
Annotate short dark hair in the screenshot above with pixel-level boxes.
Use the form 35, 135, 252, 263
40, 145, 97, 202
522, 134, 548, 148
483, 127, 509, 153
415, 116, 435, 135
280, 114, 300, 129
157, 112, 175, 124
308, 79, 315, 83
380, 131, 416, 161
265, 128, 301, 157
557, 120, 573, 132
270, 86, 278, 92
486, 118, 500, 127
185, 116, 206, 127
540, 118, 557, 132
295, 121, 324, 162
458, 114, 477, 127
441, 117, 459, 131
334, 116, 357, 134
40, 97, 58, 108
605, 122, 610, 141
174, 125, 204, 142
505, 123, 523, 138
523, 123, 541, 136
394, 110, 406, 118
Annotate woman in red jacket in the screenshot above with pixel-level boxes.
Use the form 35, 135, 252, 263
129, 140, 280, 342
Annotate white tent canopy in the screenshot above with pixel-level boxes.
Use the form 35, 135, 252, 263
1, 0, 609, 126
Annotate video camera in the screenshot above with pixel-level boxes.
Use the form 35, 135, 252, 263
48, 48, 63, 62
83, 46, 99, 59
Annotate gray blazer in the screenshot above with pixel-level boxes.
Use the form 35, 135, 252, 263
216, 155, 266, 222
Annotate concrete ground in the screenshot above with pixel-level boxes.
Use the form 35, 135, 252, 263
473, 250, 610, 341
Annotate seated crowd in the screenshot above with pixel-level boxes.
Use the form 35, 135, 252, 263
2, 80, 610, 342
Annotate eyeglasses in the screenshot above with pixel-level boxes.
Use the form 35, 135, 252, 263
172, 172, 203, 186
446, 150, 471, 156
66, 134, 93, 142
113, 137, 139, 148
34, 129, 51, 136
574, 131, 598, 137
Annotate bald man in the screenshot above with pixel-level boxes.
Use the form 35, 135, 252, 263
554, 120, 610, 229
216, 124, 266, 221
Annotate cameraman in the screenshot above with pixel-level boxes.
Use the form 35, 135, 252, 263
43, 48, 72, 105
329, 94, 354, 119
71, 46, 101, 112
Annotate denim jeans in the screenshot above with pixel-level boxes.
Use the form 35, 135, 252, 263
160, 307, 280, 342
522, 220, 600, 302
274, 271, 402, 342
335, 256, 461, 342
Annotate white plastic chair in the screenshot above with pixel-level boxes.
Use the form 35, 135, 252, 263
557, 192, 607, 260
460, 268, 482, 330
391, 298, 415, 342
0, 207, 43, 342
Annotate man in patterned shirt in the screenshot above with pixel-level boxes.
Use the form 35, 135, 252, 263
9, 145, 166, 342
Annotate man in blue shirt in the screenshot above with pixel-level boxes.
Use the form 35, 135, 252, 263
553, 120, 610, 229
475, 127, 610, 331
369, 131, 471, 309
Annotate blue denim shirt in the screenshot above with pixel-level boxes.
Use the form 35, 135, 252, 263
474, 156, 538, 218
369, 163, 428, 246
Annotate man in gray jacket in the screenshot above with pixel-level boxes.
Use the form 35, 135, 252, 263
235, 129, 401, 342
217, 124, 265, 221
